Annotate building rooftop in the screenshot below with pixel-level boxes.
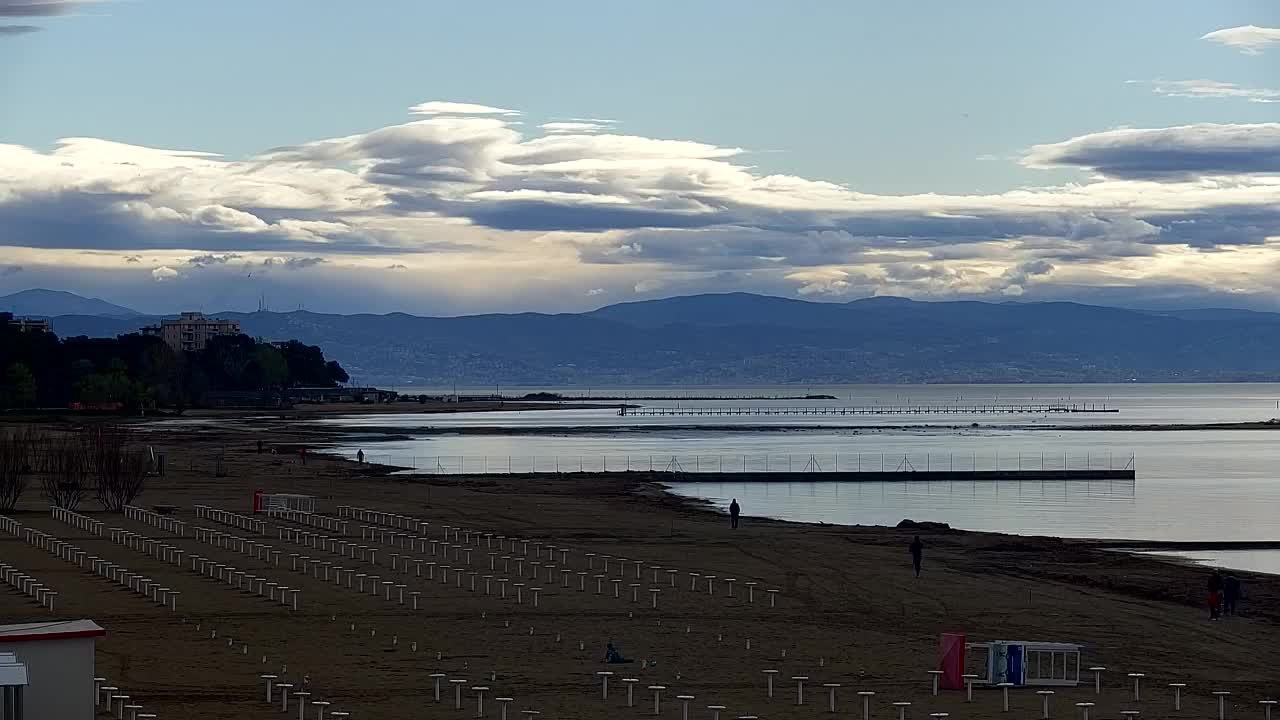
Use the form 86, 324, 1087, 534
0, 620, 106, 643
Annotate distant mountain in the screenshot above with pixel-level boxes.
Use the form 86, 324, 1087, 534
0, 289, 140, 318
35, 292, 1280, 385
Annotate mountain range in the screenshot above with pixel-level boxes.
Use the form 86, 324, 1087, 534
6, 289, 1280, 385
0, 289, 140, 318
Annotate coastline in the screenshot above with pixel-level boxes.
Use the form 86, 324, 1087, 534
3, 414, 1277, 718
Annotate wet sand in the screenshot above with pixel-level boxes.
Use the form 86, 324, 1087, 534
0, 418, 1275, 719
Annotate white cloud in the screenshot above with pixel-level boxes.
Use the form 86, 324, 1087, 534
1202, 25, 1280, 54
585, 287, 606, 296
788, 268, 861, 297
409, 101, 520, 116
1149, 79, 1279, 103
3, 100, 1280, 310
634, 279, 666, 293
540, 121, 612, 134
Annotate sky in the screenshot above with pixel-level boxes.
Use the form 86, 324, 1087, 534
1, 1, 1279, 315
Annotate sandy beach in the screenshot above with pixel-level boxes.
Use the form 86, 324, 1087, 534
1, 416, 1275, 719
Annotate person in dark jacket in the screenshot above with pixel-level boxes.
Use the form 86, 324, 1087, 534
1208, 569, 1224, 620
909, 535, 924, 578
1223, 574, 1241, 616
729, 499, 741, 529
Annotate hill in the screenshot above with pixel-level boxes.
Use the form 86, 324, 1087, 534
33, 292, 1280, 385
0, 289, 140, 318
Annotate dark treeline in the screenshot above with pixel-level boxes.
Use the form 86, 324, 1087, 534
0, 313, 349, 411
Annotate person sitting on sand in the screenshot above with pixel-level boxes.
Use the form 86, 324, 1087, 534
605, 640, 634, 664
729, 498, 741, 529
909, 535, 924, 578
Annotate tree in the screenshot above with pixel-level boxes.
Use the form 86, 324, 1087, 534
39, 432, 88, 511
0, 426, 32, 511
278, 340, 348, 387
326, 360, 350, 384
87, 425, 147, 512
4, 363, 37, 409
250, 345, 289, 391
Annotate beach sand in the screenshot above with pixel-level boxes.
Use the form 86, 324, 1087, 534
0, 417, 1274, 719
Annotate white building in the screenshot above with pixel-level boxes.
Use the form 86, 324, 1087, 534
142, 311, 242, 352
0, 620, 105, 720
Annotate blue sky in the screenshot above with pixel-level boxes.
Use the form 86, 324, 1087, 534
1, 1, 1278, 314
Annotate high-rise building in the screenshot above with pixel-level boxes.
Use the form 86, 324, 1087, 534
142, 312, 241, 352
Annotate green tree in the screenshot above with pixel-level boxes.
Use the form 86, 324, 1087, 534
4, 363, 37, 409
250, 345, 289, 391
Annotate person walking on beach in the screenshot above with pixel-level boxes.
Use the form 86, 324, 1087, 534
729, 499, 740, 529
357, 449, 365, 464
1208, 569, 1224, 620
1223, 573, 1241, 616
909, 535, 924, 578
256, 439, 263, 454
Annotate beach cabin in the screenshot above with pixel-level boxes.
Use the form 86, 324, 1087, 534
0, 620, 105, 719
967, 640, 1083, 687
0, 652, 28, 719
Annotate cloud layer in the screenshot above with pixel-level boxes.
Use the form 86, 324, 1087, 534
1149, 79, 1279, 103
2, 101, 1280, 312
1202, 25, 1280, 54
0, 1, 82, 16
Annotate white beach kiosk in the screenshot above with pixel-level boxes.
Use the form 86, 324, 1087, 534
967, 640, 1083, 687
0, 619, 105, 719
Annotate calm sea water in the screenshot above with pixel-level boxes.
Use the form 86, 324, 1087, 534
322, 384, 1280, 565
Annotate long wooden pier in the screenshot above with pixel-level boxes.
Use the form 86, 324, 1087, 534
619, 403, 1116, 416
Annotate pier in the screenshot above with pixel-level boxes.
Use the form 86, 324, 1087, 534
349, 450, 1136, 480
618, 403, 1117, 416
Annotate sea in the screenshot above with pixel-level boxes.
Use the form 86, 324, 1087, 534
318, 383, 1280, 574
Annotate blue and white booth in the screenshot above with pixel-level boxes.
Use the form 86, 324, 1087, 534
967, 640, 1083, 687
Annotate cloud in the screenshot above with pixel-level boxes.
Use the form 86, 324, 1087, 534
0, 1, 82, 16
262, 256, 326, 270
151, 266, 179, 282
1024, 123, 1280, 179
1148, 79, 1279, 103
585, 287, 606, 296
540, 121, 613, 134
4, 100, 1280, 311
634, 279, 666, 294
0, 265, 22, 277
409, 101, 520, 116
999, 259, 1055, 296
1202, 25, 1280, 54
0, 24, 38, 33
787, 268, 862, 297
386, 263, 408, 271
187, 253, 242, 268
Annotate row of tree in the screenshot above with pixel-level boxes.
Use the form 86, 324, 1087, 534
0, 314, 349, 411
0, 425, 148, 512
